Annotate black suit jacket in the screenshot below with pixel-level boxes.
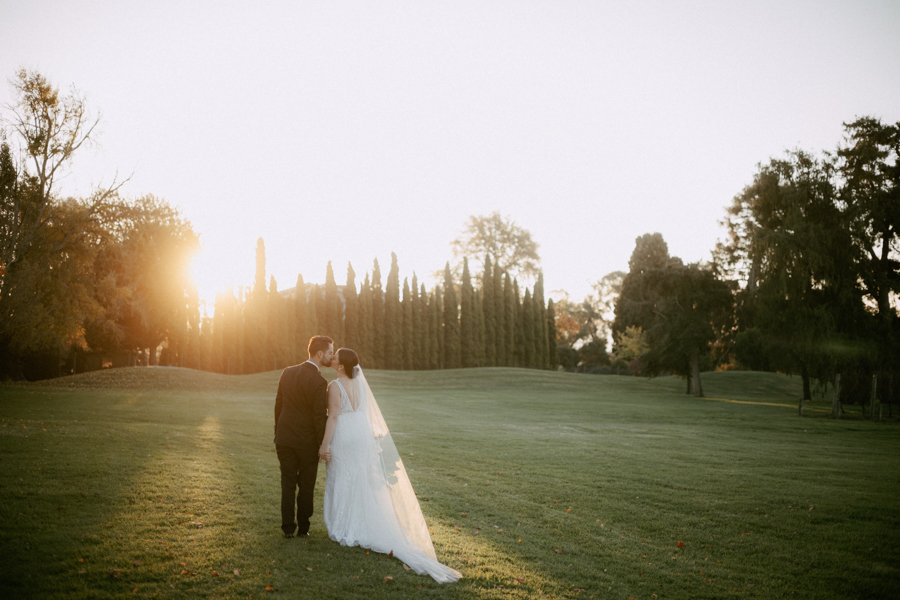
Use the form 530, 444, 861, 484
274, 362, 328, 459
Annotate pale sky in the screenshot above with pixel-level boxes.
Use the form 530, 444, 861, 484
2, 0, 898, 307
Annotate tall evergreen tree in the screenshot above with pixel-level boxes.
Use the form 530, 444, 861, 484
503, 273, 516, 367
383, 253, 402, 369
433, 286, 444, 369
245, 238, 268, 372
418, 282, 430, 370
533, 273, 548, 368
442, 263, 461, 368
402, 278, 413, 370
370, 260, 384, 369
547, 299, 558, 369
293, 274, 310, 361
494, 266, 507, 366
324, 261, 342, 343
411, 274, 422, 370
473, 283, 486, 367
312, 284, 324, 343
267, 276, 288, 370
522, 288, 535, 367
482, 256, 497, 366
212, 291, 226, 373
459, 258, 476, 367
343, 263, 358, 352
358, 274, 373, 365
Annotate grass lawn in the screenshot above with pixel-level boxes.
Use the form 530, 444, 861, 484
0, 367, 897, 599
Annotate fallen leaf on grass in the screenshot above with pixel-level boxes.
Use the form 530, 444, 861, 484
384, 576, 393, 582
265, 584, 275, 592
212, 571, 218, 576
554, 548, 564, 554
365, 552, 370, 556
109, 569, 122, 579
77, 571, 86, 575
78, 558, 84, 563
306, 567, 313, 571
233, 569, 240, 576
133, 560, 141, 566
515, 577, 526, 583
388, 550, 394, 557
677, 542, 685, 548
497, 529, 503, 534
403, 564, 411, 571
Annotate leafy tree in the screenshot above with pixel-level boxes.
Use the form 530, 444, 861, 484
324, 261, 342, 343
450, 212, 541, 283
418, 282, 431, 370
612, 233, 674, 341
493, 263, 507, 366
533, 274, 548, 368
411, 274, 423, 370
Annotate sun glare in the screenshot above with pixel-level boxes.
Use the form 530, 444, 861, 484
190, 246, 248, 310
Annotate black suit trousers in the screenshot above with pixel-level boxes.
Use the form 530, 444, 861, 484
276, 445, 318, 535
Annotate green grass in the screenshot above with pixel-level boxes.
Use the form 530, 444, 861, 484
0, 367, 897, 599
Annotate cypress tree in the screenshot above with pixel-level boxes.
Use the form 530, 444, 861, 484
433, 286, 444, 369
533, 273, 548, 368
267, 276, 288, 370
442, 263, 460, 369
370, 259, 384, 369
459, 258, 476, 367
324, 261, 342, 343
383, 253, 401, 369
494, 267, 506, 366
294, 274, 309, 361
212, 291, 226, 373
503, 273, 516, 367
402, 278, 413, 370
482, 256, 496, 366
312, 284, 324, 341
522, 288, 535, 368
547, 298, 559, 370
419, 283, 430, 370
246, 239, 269, 372
358, 274, 373, 365
343, 263, 358, 352
473, 282, 486, 367
411, 274, 422, 370
513, 282, 525, 368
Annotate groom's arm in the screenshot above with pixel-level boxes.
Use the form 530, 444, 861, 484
312, 377, 328, 446
274, 370, 285, 435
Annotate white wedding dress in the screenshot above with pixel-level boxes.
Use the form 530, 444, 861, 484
323, 368, 461, 583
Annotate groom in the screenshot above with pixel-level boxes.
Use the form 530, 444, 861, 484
274, 335, 334, 538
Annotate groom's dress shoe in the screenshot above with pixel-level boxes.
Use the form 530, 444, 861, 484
283, 533, 295, 539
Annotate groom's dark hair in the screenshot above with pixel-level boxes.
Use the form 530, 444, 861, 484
308, 335, 333, 358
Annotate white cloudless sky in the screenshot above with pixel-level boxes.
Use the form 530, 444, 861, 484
2, 0, 898, 307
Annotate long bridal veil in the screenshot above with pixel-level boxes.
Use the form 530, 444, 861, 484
349, 366, 460, 581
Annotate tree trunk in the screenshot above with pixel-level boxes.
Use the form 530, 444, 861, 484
686, 374, 692, 395
801, 363, 811, 401
149, 346, 158, 366
831, 373, 841, 418
690, 352, 703, 397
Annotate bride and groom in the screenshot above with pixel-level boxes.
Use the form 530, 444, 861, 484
274, 335, 461, 583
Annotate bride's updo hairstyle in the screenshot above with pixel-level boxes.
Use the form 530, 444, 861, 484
337, 348, 360, 378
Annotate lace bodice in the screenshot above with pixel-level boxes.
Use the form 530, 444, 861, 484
334, 379, 357, 415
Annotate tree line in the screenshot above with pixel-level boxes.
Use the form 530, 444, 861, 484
610, 117, 899, 410
187, 239, 557, 374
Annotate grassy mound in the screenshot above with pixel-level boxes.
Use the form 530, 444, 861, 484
1, 368, 896, 599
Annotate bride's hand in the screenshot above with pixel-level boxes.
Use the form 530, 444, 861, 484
318, 446, 330, 462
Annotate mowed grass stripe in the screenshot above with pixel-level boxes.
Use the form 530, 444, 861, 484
1, 367, 898, 599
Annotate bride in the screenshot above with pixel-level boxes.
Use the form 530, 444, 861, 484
319, 348, 461, 583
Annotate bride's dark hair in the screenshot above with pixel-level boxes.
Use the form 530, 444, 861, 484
337, 348, 360, 378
